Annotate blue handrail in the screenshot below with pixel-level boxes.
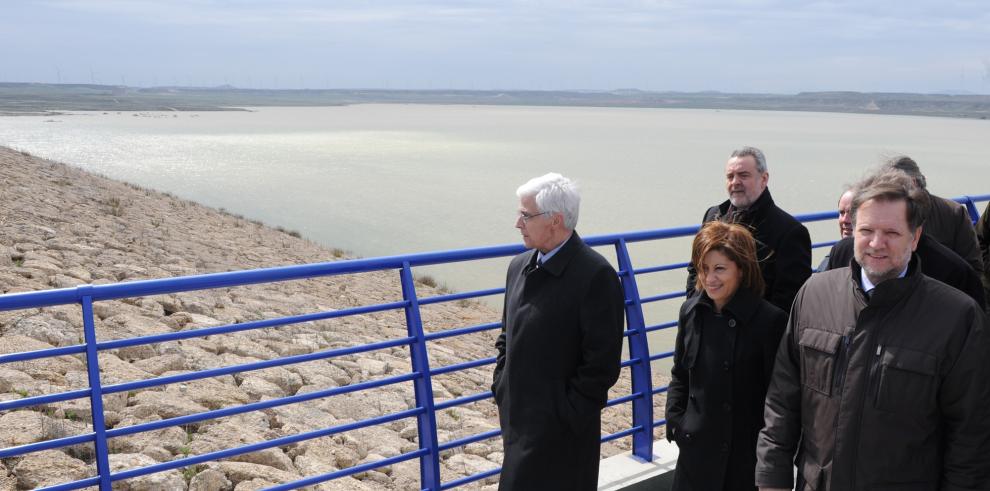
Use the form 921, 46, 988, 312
1, 194, 987, 490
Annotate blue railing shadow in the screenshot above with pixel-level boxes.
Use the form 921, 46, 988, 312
1, 194, 986, 490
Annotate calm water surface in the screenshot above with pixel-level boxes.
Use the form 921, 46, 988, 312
2, 105, 987, 356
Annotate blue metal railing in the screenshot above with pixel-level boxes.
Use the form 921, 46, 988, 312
1, 194, 987, 490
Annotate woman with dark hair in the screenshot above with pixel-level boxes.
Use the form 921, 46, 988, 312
666, 221, 788, 491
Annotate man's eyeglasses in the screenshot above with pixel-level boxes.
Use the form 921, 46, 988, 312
518, 211, 550, 223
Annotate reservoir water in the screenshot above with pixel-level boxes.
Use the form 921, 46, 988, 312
2, 105, 987, 358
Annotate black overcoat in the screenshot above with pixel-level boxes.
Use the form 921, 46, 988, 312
492, 232, 625, 491
665, 287, 787, 491
686, 189, 812, 313
977, 201, 990, 312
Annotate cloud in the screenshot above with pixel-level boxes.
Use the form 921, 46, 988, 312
5, 0, 989, 92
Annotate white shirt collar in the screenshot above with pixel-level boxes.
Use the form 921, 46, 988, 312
859, 265, 908, 294
537, 232, 572, 264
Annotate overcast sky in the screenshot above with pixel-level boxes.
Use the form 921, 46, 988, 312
3, 0, 988, 94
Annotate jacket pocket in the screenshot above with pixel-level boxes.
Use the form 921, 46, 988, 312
874, 346, 937, 413
557, 383, 596, 435
798, 327, 842, 396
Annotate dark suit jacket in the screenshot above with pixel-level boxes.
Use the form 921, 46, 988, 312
926, 193, 983, 273
977, 201, 990, 312
686, 189, 812, 313
492, 231, 624, 491
824, 234, 986, 310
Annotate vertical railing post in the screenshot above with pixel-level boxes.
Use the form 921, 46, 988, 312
81, 293, 113, 490
399, 263, 442, 490
614, 239, 655, 461
961, 196, 980, 224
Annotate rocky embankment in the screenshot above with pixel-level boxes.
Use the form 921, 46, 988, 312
0, 146, 663, 490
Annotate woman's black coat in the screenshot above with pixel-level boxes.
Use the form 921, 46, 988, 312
665, 287, 787, 491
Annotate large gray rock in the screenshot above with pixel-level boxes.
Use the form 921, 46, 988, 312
162, 375, 251, 411
20, 259, 61, 276
132, 354, 187, 375
0, 462, 17, 490
268, 399, 338, 436
0, 245, 14, 266
0, 411, 45, 447
108, 452, 187, 490
211, 462, 301, 487
238, 376, 285, 400
233, 366, 302, 397
11, 449, 91, 489
442, 453, 500, 486
108, 415, 188, 455
190, 418, 294, 472
232, 478, 274, 491
98, 352, 155, 385
0, 368, 35, 393
312, 477, 380, 490
128, 390, 210, 419
6, 314, 80, 347
189, 468, 233, 491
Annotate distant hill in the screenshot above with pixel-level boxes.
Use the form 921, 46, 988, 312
1, 83, 989, 119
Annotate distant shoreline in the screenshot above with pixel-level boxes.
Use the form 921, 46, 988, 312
2, 82, 989, 119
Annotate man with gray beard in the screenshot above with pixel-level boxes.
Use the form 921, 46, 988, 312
686, 146, 811, 312
755, 170, 990, 490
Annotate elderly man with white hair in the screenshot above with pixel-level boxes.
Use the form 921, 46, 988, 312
491, 172, 624, 491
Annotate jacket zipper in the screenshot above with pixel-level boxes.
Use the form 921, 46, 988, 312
870, 344, 884, 407
849, 335, 883, 490
832, 335, 850, 393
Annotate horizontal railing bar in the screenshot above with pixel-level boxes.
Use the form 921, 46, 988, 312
429, 356, 496, 376
795, 210, 840, 223
620, 358, 641, 368
955, 194, 990, 203
633, 261, 691, 275
653, 418, 668, 428
812, 240, 838, 250
103, 335, 415, 395
649, 351, 675, 362
601, 425, 644, 443
110, 407, 426, 483
440, 467, 502, 490
97, 300, 409, 352
623, 328, 635, 336
106, 371, 423, 439
434, 391, 494, 411
0, 433, 94, 459
37, 476, 101, 491
0, 245, 532, 311
0, 388, 91, 412
4, 196, 988, 313
269, 448, 432, 491
437, 429, 502, 452
0, 344, 87, 365
606, 392, 642, 408
652, 385, 670, 395
423, 322, 500, 342
418, 287, 505, 305
640, 291, 687, 304
588, 225, 701, 245
644, 320, 678, 333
